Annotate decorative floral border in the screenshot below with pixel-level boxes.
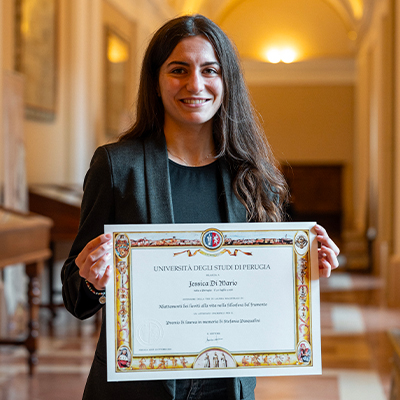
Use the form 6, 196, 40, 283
113, 229, 313, 373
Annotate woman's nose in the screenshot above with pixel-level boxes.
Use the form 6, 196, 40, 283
186, 71, 204, 93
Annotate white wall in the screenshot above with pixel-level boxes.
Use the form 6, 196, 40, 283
243, 59, 356, 230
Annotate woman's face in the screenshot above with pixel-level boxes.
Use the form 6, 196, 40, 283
158, 35, 224, 131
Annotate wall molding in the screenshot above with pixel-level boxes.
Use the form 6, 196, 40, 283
242, 58, 356, 85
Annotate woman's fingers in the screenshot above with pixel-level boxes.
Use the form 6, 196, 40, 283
319, 245, 339, 270
314, 224, 340, 278
314, 224, 340, 256
88, 251, 112, 280
81, 251, 112, 290
76, 233, 112, 267
319, 257, 332, 278
95, 265, 113, 290
76, 233, 113, 288
86, 241, 112, 270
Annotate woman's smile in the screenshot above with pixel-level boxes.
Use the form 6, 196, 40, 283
180, 98, 210, 105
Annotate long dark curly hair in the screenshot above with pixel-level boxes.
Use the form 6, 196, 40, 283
119, 14, 288, 222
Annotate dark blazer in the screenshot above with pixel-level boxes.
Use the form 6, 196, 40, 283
62, 133, 256, 400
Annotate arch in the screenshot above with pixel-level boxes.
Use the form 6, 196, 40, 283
214, 0, 358, 31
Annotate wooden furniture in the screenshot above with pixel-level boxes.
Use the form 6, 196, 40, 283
390, 329, 400, 400
282, 164, 343, 245
28, 184, 102, 334
28, 185, 82, 325
0, 207, 52, 374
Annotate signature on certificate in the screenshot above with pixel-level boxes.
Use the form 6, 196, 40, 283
206, 333, 223, 343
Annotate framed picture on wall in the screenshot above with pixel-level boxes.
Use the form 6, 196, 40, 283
104, 26, 131, 139
15, 0, 57, 121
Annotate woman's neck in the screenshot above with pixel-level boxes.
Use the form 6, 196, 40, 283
164, 121, 216, 167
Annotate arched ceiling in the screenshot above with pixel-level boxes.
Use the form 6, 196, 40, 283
166, 0, 375, 62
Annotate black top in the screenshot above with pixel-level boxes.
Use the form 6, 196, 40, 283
168, 158, 229, 396
169, 159, 226, 224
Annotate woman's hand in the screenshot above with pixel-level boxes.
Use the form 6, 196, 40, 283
314, 224, 340, 278
76, 233, 113, 290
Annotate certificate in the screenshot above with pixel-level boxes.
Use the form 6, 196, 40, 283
105, 222, 321, 381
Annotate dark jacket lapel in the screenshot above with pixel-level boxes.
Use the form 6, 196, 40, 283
143, 134, 175, 224
218, 158, 247, 223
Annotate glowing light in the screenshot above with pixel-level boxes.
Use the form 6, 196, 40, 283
266, 49, 281, 64
348, 0, 363, 19
281, 48, 296, 63
181, 0, 202, 14
107, 34, 129, 63
21, 0, 36, 35
265, 47, 297, 63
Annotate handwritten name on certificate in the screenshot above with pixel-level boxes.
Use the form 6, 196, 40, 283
105, 222, 321, 381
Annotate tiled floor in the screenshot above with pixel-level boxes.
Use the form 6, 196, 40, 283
1, 272, 399, 399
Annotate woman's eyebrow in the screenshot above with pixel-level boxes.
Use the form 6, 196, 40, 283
166, 61, 221, 68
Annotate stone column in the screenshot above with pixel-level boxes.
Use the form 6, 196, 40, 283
67, 0, 102, 184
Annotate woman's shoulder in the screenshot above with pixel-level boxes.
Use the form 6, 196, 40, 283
88, 134, 166, 180
84, 139, 146, 183
96, 137, 146, 159
95, 133, 165, 160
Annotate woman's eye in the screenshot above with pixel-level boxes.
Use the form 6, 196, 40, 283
170, 68, 186, 74
203, 68, 218, 75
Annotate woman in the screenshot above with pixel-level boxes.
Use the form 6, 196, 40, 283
62, 14, 339, 400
